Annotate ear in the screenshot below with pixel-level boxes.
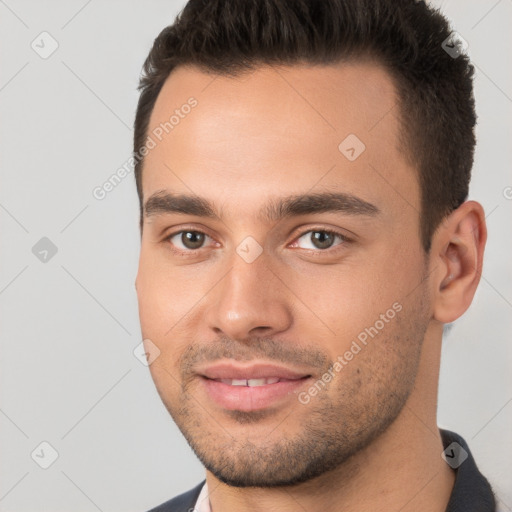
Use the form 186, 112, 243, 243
431, 201, 487, 324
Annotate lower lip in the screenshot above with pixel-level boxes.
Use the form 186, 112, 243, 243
200, 376, 310, 411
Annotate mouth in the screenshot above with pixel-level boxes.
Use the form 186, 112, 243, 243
211, 377, 289, 386
197, 362, 312, 411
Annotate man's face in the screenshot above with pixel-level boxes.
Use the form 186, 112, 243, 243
136, 62, 432, 486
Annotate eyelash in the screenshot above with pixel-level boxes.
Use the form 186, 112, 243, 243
163, 226, 350, 257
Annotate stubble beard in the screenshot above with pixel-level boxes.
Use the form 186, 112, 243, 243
155, 290, 430, 488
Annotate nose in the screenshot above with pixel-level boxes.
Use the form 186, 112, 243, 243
205, 252, 293, 341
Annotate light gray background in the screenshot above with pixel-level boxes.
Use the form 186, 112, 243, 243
0, 0, 510, 510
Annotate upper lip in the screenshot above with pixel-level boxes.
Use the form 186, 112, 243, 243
198, 362, 311, 380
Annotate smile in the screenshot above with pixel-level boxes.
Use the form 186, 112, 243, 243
214, 377, 282, 386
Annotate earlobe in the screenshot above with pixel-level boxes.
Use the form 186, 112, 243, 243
432, 201, 487, 324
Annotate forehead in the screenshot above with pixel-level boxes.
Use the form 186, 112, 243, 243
142, 61, 419, 223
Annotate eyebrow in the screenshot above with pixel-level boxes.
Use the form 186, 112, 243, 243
144, 190, 380, 223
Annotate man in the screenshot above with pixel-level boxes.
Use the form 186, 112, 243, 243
133, 0, 496, 510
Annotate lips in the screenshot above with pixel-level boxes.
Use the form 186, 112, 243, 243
199, 362, 310, 381
197, 362, 312, 411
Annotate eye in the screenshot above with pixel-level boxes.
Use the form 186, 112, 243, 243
292, 229, 348, 251
167, 230, 212, 251
164, 227, 349, 255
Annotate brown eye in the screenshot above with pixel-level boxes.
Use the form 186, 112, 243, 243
310, 231, 336, 249
168, 231, 209, 251
295, 229, 347, 251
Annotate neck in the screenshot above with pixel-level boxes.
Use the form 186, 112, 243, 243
206, 322, 455, 512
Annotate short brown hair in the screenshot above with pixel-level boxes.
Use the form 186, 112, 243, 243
134, 0, 476, 252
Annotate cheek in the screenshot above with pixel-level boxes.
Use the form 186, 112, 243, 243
299, 254, 419, 350
136, 263, 191, 385
136, 252, 180, 338
135, 251, 213, 362
137, 252, 211, 370
296, 266, 390, 338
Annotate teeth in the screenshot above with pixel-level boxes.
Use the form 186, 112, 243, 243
217, 378, 281, 386
247, 378, 267, 387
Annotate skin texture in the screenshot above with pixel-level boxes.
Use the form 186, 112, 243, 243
135, 62, 486, 512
